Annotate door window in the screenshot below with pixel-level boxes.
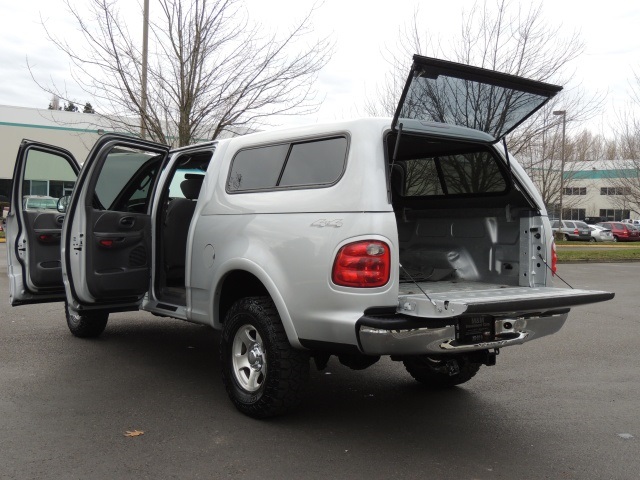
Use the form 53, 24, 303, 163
92, 148, 163, 213
22, 148, 77, 208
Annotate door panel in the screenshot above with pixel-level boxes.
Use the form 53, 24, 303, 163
86, 210, 151, 298
26, 211, 66, 287
6, 141, 79, 306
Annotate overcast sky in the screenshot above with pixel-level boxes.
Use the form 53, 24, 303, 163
1, 0, 640, 135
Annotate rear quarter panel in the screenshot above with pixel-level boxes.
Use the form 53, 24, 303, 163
190, 212, 399, 347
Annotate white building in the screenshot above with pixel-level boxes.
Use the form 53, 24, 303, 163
0, 104, 114, 200
559, 160, 639, 221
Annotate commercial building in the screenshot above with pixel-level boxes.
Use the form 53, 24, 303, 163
0, 104, 110, 200
558, 160, 639, 221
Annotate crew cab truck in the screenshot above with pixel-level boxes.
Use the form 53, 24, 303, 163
6, 56, 613, 418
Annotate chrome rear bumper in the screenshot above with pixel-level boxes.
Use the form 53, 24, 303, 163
357, 311, 568, 356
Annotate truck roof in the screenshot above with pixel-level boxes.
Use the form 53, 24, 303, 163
215, 117, 497, 150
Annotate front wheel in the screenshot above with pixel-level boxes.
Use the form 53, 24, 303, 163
220, 297, 309, 418
613, 236, 619, 242
403, 355, 481, 387
65, 301, 108, 338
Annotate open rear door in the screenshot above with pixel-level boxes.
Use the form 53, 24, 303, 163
6, 141, 80, 305
62, 134, 170, 314
392, 55, 563, 139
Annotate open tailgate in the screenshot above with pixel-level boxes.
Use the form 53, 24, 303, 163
397, 283, 614, 318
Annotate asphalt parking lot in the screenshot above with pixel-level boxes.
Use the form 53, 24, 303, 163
0, 244, 638, 479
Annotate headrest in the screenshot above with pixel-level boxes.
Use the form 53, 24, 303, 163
180, 174, 204, 200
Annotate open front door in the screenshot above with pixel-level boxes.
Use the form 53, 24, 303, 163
7, 141, 80, 305
62, 134, 169, 314
392, 55, 563, 139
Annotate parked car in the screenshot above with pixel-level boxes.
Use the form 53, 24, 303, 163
22, 195, 58, 211
551, 220, 592, 241
597, 222, 640, 242
629, 224, 640, 239
5, 55, 614, 418
589, 224, 614, 242
584, 216, 608, 225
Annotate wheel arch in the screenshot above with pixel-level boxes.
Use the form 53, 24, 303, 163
213, 261, 303, 349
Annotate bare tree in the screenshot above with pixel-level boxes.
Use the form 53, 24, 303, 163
598, 71, 640, 217
608, 111, 640, 216
35, 0, 332, 146
365, 0, 604, 156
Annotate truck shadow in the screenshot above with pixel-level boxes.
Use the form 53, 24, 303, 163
22, 314, 558, 478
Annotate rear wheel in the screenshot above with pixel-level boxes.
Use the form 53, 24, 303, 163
589, 237, 596, 242
65, 301, 108, 338
220, 297, 309, 418
613, 236, 619, 242
403, 355, 481, 387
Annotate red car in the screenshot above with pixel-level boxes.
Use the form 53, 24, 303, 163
597, 222, 640, 242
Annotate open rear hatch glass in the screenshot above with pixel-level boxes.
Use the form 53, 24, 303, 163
398, 282, 614, 319
392, 55, 563, 139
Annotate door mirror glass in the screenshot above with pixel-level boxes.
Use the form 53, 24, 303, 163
22, 148, 77, 211
57, 195, 71, 213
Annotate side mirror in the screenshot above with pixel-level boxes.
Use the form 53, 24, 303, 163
57, 196, 71, 213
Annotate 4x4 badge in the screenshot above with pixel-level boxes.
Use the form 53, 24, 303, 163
311, 219, 343, 228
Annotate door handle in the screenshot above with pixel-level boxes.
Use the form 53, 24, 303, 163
55, 215, 65, 226
119, 216, 135, 228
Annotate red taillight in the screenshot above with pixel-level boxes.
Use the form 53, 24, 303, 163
573, 228, 579, 235
551, 241, 558, 276
332, 240, 390, 288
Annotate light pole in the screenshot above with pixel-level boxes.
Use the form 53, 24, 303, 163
140, 0, 149, 139
553, 110, 566, 240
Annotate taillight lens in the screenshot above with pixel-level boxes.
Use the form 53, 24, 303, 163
573, 228, 579, 235
551, 241, 557, 276
332, 240, 390, 288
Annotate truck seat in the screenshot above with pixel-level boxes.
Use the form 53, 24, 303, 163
164, 174, 204, 284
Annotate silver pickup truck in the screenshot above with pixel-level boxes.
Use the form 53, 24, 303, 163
6, 56, 613, 418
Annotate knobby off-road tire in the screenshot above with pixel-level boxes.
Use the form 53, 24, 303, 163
220, 297, 310, 419
403, 355, 481, 388
65, 301, 109, 338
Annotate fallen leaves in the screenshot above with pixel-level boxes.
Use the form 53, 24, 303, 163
124, 430, 144, 437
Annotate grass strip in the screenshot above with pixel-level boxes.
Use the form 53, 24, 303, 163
557, 248, 640, 262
